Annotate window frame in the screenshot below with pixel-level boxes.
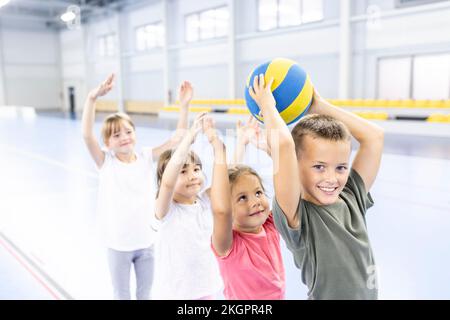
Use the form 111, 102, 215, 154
395, 0, 447, 8
98, 33, 116, 57
257, 0, 324, 32
184, 5, 229, 43
135, 21, 164, 53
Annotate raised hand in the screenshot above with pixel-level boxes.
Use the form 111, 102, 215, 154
89, 73, 115, 100
202, 115, 219, 144
309, 86, 323, 114
236, 116, 259, 146
250, 125, 271, 156
188, 112, 207, 143
248, 74, 275, 111
179, 81, 194, 107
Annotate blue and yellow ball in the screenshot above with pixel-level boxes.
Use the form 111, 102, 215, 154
245, 58, 313, 125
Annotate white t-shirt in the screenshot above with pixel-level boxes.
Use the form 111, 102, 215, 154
96, 148, 160, 251
152, 191, 223, 299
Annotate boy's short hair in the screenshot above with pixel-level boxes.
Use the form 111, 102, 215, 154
228, 165, 265, 193
156, 149, 203, 198
101, 113, 135, 145
291, 114, 351, 156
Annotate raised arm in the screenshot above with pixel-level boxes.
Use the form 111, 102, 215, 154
155, 112, 205, 220
249, 74, 301, 228
152, 81, 193, 161
309, 90, 384, 191
233, 116, 256, 164
203, 117, 233, 256
81, 73, 115, 168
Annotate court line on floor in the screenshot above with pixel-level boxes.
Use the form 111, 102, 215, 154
0, 232, 73, 300
1, 144, 98, 179
0, 144, 97, 300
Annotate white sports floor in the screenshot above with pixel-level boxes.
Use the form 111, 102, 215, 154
1, 111, 449, 300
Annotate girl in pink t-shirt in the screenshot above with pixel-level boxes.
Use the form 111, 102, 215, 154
203, 116, 285, 300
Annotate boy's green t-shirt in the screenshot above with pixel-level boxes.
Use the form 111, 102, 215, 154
272, 169, 378, 300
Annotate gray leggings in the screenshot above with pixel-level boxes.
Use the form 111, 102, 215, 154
107, 246, 155, 300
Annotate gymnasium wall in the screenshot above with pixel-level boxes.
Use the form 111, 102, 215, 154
0, 22, 61, 110
60, 27, 87, 113
1, 0, 450, 111
352, 1, 450, 99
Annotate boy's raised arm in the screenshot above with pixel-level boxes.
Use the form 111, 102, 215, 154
249, 74, 301, 228
310, 91, 384, 191
81, 73, 115, 168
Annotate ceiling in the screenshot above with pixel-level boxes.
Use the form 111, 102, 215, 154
0, 0, 134, 27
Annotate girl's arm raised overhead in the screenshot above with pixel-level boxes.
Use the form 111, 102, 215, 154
152, 81, 193, 161
249, 75, 301, 229
81, 73, 115, 168
155, 112, 206, 220
204, 117, 233, 256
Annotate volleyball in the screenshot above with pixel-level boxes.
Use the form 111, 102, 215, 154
245, 58, 314, 125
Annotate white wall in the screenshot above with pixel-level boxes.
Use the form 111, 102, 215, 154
60, 28, 87, 112
0, 24, 5, 105
365, 9, 450, 50
352, 0, 450, 98
121, 1, 165, 101
1, 27, 61, 109
1, 0, 449, 110
83, 16, 121, 95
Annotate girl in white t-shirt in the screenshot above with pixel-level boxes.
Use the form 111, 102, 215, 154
81, 74, 193, 300
152, 113, 223, 300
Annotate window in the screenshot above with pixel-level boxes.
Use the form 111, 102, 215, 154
185, 6, 229, 43
396, 0, 447, 8
99, 34, 115, 57
258, 0, 323, 31
278, 0, 302, 28
258, 0, 277, 31
413, 54, 450, 100
377, 53, 450, 100
136, 22, 164, 52
377, 57, 412, 99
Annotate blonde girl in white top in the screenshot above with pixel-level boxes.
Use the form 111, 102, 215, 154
81, 74, 193, 300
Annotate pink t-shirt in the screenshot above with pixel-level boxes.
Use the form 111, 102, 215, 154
211, 214, 285, 300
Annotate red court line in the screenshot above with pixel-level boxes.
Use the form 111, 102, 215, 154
0, 237, 61, 300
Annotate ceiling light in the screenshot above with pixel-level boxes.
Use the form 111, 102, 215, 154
61, 11, 76, 22
0, 0, 11, 9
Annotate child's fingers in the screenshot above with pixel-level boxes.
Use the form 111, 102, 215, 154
248, 86, 256, 100
105, 73, 115, 85
267, 77, 274, 89
259, 74, 265, 88
195, 112, 208, 121
192, 113, 207, 131
253, 75, 260, 92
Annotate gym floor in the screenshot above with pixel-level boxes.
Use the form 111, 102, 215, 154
1, 111, 450, 299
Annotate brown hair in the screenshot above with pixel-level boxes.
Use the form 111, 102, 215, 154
101, 113, 135, 145
156, 149, 203, 198
228, 165, 265, 193
291, 114, 351, 156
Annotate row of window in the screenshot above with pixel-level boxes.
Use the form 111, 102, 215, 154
98, 0, 324, 56
377, 53, 450, 100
